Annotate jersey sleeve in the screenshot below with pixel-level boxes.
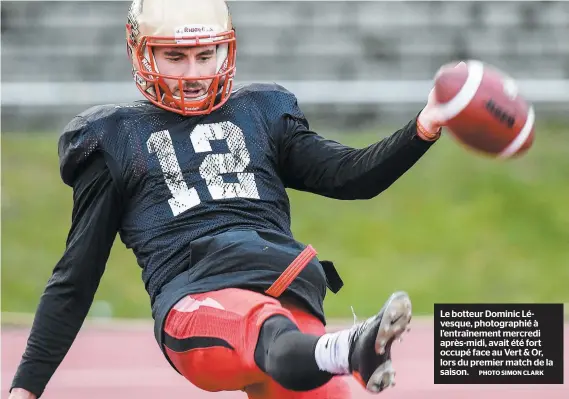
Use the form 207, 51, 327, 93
10, 124, 123, 397
58, 115, 102, 186
276, 90, 437, 200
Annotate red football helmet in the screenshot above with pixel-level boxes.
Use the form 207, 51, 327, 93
126, 0, 237, 116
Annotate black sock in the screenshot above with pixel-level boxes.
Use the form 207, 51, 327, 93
254, 315, 334, 391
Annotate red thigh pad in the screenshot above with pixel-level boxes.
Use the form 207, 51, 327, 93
163, 288, 293, 392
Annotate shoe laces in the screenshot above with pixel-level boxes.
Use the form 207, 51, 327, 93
348, 305, 376, 342
350, 305, 358, 326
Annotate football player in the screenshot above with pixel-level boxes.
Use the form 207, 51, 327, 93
9, 0, 446, 398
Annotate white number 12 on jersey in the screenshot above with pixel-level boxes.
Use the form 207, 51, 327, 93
147, 121, 260, 217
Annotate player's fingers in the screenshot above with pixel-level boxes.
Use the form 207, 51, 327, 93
435, 60, 466, 80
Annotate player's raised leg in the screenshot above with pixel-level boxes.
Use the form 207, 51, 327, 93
162, 287, 349, 395
163, 288, 411, 396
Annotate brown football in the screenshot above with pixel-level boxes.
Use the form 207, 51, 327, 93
434, 60, 535, 158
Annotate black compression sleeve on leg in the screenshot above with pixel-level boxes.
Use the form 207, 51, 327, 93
254, 315, 334, 391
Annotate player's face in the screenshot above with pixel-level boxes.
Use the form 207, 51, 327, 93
153, 45, 217, 99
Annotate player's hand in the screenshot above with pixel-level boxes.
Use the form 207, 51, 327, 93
417, 88, 446, 141
416, 61, 465, 142
8, 388, 37, 399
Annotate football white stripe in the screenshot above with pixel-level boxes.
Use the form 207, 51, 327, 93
498, 105, 535, 159
438, 60, 485, 121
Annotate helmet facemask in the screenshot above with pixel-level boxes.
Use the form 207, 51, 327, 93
127, 23, 236, 116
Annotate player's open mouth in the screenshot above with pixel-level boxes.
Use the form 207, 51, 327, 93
183, 89, 204, 98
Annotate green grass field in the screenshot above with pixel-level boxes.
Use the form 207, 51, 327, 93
2, 123, 568, 321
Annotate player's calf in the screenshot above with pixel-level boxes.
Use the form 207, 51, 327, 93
255, 315, 334, 391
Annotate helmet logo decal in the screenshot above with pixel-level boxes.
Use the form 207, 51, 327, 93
174, 25, 218, 44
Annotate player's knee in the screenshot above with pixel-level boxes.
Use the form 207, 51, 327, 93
255, 315, 298, 370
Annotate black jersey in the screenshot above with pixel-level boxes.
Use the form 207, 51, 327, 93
11, 83, 436, 397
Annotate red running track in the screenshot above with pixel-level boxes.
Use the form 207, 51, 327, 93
2, 320, 567, 398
